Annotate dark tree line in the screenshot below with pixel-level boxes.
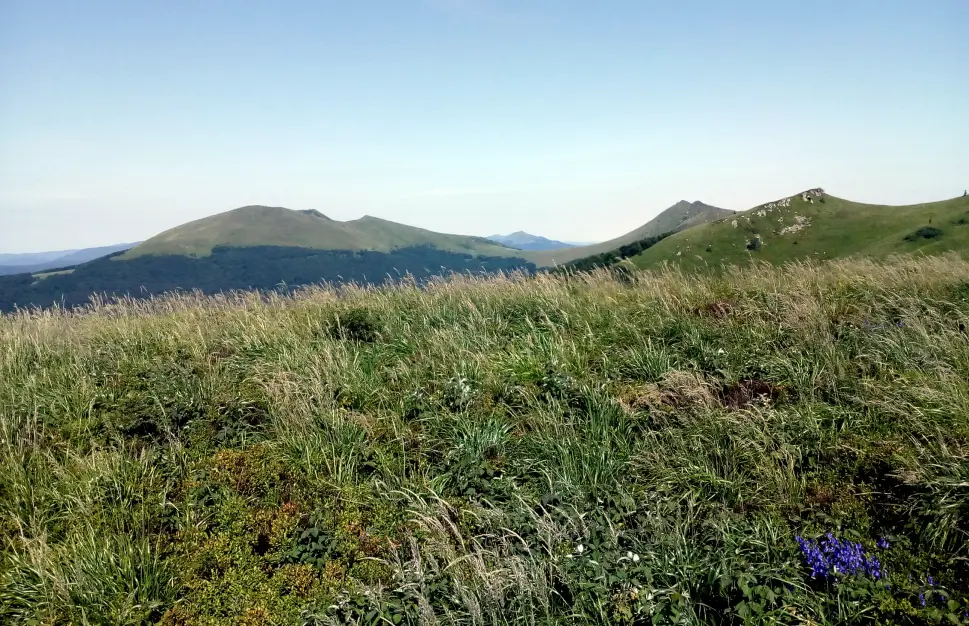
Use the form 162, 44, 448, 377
0, 246, 535, 312
0, 233, 682, 313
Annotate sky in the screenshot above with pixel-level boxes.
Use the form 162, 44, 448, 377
1, 0, 967, 253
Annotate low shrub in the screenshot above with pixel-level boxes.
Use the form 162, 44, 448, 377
905, 226, 944, 241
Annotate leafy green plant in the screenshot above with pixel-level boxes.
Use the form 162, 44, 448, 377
327, 307, 383, 343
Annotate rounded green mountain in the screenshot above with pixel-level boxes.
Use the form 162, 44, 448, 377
121, 206, 520, 259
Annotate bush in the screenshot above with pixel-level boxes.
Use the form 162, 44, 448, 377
327, 307, 382, 343
905, 226, 944, 241
746, 236, 762, 251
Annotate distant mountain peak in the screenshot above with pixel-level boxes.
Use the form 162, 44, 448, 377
235, 205, 287, 211
671, 200, 732, 211
528, 198, 733, 265
486, 231, 579, 251
299, 209, 330, 220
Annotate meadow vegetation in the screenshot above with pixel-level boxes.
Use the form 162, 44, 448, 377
1, 254, 968, 624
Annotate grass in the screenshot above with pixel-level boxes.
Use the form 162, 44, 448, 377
123, 206, 520, 259
632, 192, 969, 272
2, 253, 969, 624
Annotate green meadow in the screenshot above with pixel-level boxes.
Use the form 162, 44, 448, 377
2, 254, 968, 625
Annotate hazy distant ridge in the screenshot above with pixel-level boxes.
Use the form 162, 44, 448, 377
486, 231, 580, 251
0, 242, 140, 276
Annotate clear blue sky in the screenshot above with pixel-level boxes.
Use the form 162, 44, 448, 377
1, 0, 967, 253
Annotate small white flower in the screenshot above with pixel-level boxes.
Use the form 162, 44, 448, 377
627, 551, 633, 559
716, 348, 726, 355
576, 544, 585, 554
633, 554, 640, 563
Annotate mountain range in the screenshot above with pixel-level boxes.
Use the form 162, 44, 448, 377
0, 242, 140, 276
1, 191, 966, 312
0, 207, 534, 312
0, 199, 697, 311
121, 207, 518, 259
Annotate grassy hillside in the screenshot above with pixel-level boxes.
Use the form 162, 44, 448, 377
124, 206, 519, 259
530, 200, 733, 266
632, 190, 969, 271
2, 254, 968, 624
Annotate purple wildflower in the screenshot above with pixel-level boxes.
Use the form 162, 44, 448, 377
927, 575, 935, 587
867, 556, 883, 580
877, 537, 889, 550
796, 533, 884, 580
796, 536, 828, 578
919, 592, 926, 607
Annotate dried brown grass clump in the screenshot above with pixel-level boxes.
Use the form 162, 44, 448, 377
692, 299, 734, 320
621, 374, 788, 415
718, 379, 786, 410
620, 369, 716, 413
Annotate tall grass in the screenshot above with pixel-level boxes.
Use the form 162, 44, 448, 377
1, 254, 968, 624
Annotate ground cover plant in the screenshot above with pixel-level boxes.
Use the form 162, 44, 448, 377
1, 253, 968, 625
